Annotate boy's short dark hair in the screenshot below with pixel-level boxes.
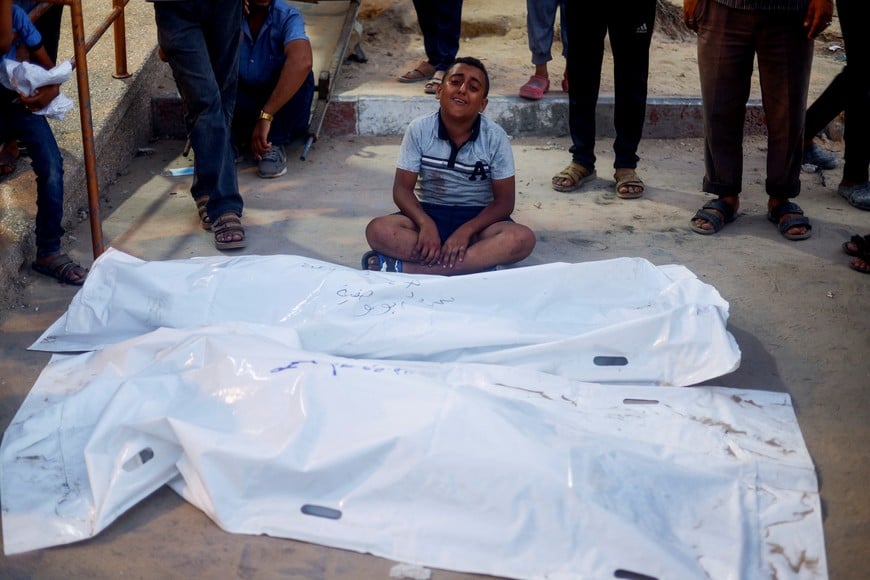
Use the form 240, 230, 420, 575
448, 56, 490, 98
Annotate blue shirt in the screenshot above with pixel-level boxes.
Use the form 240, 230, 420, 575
239, 0, 309, 86
4, 5, 42, 62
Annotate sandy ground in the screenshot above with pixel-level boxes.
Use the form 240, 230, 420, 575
344, 0, 848, 103
0, 0, 867, 578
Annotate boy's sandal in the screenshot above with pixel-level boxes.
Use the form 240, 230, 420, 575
690, 198, 737, 235
614, 168, 645, 199
843, 234, 870, 257
31, 253, 88, 285
195, 195, 212, 230
213, 213, 247, 250
424, 72, 444, 95
767, 201, 812, 241
361, 250, 403, 273
551, 162, 596, 192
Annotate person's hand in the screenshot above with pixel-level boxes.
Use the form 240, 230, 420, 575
250, 120, 272, 159
20, 84, 59, 111
804, 0, 834, 39
440, 230, 472, 269
243, 0, 250, 16
683, 0, 699, 32
414, 223, 442, 266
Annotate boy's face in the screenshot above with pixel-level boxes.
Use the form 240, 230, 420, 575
437, 63, 488, 121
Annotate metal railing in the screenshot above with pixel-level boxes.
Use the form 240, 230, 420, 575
28, 0, 131, 259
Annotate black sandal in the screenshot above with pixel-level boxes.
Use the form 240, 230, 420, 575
195, 195, 212, 230
843, 234, 870, 257
690, 197, 737, 235
767, 201, 812, 241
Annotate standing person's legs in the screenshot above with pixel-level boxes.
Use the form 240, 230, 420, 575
837, 0, 870, 189
154, 0, 243, 226
7, 106, 86, 282
691, 0, 755, 233
565, 0, 606, 172
608, 0, 655, 171
527, 0, 558, 68
557, 0, 568, 90
755, 10, 814, 238
697, 0, 755, 198
14, 112, 64, 258
411, 0, 437, 67
755, 11, 812, 198
520, 0, 559, 99
202, 0, 242, 219
429, 0, 463, 71
551, 0, 605, 191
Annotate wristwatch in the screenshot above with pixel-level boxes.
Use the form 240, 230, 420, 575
258, 110, 274, 122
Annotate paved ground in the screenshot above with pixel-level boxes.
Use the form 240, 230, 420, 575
0, 0, 867, 578
1, 132, 868, 578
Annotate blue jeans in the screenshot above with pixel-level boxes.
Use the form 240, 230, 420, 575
232, 73, 315, 148
0, 96, 65, 257
411, 0, 463, 71
153, 0, 244, 220
526, 0, 566, 65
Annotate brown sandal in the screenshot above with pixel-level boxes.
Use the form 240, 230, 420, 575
31, 253, 88, 285
212, 212, 247, 250
614, 168, 645, 199
552, 162, 596, 192
195, 195, 212, 230
398, 62, 435, 83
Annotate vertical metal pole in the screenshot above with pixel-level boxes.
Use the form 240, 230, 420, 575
112, 0, 130, 79
68, 0, 105, 258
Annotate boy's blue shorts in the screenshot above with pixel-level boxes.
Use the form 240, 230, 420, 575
419, 202, 512, 243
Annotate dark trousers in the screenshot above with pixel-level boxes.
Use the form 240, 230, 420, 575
411, 0, 463, 72
805, 0, 869, 183
232, 73, 315, 149
696, 0, 813, 198
565, 0, 655, 171
0, 97, 65, 257
154, 0, 244, 220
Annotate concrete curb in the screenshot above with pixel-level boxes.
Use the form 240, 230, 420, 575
322, 95, 766, 138
154, 92, 767, 140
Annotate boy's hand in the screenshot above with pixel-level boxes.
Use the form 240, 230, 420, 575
20, 84, 60, 111
441, 231, 471, 269
414, 223, 442, 266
